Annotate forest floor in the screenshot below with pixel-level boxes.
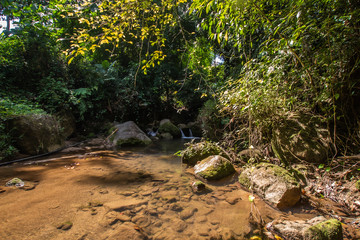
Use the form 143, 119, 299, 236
0, 140, 359, 240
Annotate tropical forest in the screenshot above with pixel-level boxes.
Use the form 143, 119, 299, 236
0, 0, 360, 239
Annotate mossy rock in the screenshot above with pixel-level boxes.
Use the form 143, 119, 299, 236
239, 163, 301, 209
6, 114, 65, 155
158, 120, 181, 138
194, 155, 235, 180
304, 219, 343, 240
182, 141, 222, 165
356, 180, 360, 190
271, 112, 331, 165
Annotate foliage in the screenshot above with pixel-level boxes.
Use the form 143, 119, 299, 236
64, 0, 186, 75
190, 0, 360, 154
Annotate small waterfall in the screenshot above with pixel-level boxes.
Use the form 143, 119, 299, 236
189, 129, 193, 138
179, 128, 199, 139
180, 128, 186, 138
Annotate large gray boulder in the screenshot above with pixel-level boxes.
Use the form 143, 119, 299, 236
239, 163, 301, 209
111, 121, 151, 147
194, 155, 235, 180
267, 216, 343, 240
271, 112, 331, 164
6, 114, 65, 155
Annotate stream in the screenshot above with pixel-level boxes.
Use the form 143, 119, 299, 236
0, 139, 340, 239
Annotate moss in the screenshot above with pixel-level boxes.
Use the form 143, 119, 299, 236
182, 141, 222, 165
158, 121, 181, 138
196, 156, 235, 180
258, 163, 299, 187
304, 219, 343, 240
238, 172, 251, 188
356, 180, 360, 190
194, 181, 204, 186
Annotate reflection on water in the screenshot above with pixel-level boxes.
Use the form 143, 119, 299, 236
109, 139, 282, 239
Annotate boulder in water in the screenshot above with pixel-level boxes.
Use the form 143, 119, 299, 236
239, 163, 301, 209
182, 141, 222, 165
194, 155, 235, 180
267, 216, 343, 240
6, 114, 65, 155
110, 121, 152, 147
158, 119, 181, 138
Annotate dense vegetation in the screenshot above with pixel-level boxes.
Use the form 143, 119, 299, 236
1, 0, 359, 161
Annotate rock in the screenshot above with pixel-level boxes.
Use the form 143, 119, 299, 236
108, 222, 147, 240
225, 196, 241, 205
304, 218, 343, 240
158, 119, 181, 138
172, 219, 187, 232
191, 181, 206, 193
132, 215, 151, 228
271, 112, 331, 164
55, 109, 76, 139
219, 227, 237, 240
160, 132, 173, 140
182, 141, 222, 165
6, 114, 65, 155
356, 180, 360, 190
180, 207, 197, 220
110, 121, 152, 147
56, 221, 73, 231
104, 199, 148, 211
239, 163, 301, 209
268, 216, 343, 240
194, 155, 235, 180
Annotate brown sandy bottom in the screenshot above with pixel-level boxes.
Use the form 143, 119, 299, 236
0, 146, 329, 240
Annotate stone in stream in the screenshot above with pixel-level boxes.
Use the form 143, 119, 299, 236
158, 119, 181, 138
109, 121, 152, 147
239, 163, 301, 209
108, 222, 147, 240
104, 198, 148, 211
180, 207, 198, 220
181, 141, 222, 165
267, 216, 343, 240
194, 155, 235, 180
56, 221, 73, 231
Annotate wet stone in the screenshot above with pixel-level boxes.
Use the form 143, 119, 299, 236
56, 221, 73, 231
169, 203, 183, 212
225, 196, 242, 205
197, 225, 211, 236
172, 219, 187, 232
132, 215, 151, 228
104, 199, 147, 211
219, 228, 237, 240
197, 216, 208, 223
180, 208, 197, 220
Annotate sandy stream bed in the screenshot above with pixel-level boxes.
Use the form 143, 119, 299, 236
0, 144, 359, 239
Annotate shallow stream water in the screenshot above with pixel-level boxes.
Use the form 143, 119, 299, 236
0, 139, 318, 239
